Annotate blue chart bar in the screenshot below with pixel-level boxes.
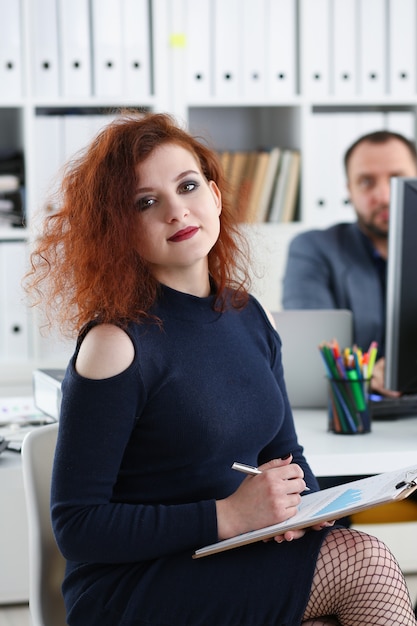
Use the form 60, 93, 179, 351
311, 489, 363, 518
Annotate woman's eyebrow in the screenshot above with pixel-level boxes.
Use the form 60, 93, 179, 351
136, 169, 201, 194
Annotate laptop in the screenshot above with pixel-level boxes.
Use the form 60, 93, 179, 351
272, 309, 353, 409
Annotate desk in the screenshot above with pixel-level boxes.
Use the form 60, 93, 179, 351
1, 411, 417, 603
293, 410, 417, 574
294, 409, 417, 477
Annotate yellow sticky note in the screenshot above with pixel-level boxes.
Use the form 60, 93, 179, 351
169, 33, 186, 48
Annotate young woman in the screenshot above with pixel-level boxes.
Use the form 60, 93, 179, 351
26, 112, 416, 625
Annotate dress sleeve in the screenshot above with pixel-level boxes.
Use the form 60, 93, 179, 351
51, 359, 218, 563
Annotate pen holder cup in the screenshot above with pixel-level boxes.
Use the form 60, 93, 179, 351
327, 377, 372, 434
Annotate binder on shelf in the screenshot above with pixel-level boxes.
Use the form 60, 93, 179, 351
355, 111, 385, 137
91, 0, 123, 97
385, 111, 416, 140
33, 114, 64, 215
388, 0, 416, 97
332, 112, 361, 222
62, 113, 118, 165
30, 0, 60, 97
242, 0, 267, 100
57, 0, 92, 98
213, 0, 241, 99
121, 0, 151, 98
303, 113, 337, 226
331, 0, 358, 97
0, 0, 22, 99
300, 0, 330, 97
0, 241, 30, 361
184, 0, 212, 100
167, 0, 187, 114
266, 0, 297, 98
358, 0, 387, 96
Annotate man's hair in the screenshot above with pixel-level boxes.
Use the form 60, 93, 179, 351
344, 130, 417, 174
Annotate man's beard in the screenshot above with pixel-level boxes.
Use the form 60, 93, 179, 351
357, 212, 389, 240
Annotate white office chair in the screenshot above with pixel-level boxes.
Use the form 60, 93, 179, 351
21, 423, 67, 626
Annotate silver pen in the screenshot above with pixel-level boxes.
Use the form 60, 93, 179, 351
232, 461, 262, 476
232, 461, 310, 490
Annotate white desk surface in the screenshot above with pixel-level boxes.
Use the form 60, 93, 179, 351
293, 409, 417, 477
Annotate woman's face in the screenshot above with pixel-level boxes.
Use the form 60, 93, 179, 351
134, 143, 222, 291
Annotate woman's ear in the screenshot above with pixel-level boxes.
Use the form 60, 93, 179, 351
209, 181, 222, 214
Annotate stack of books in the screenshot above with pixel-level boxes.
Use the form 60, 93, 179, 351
218, 147, 301, 224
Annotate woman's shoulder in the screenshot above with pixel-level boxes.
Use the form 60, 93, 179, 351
76, 323, 135, 380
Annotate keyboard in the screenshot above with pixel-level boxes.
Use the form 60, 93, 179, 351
369, 394, 417, 420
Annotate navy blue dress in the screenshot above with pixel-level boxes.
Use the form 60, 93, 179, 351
51, 285, 332, 625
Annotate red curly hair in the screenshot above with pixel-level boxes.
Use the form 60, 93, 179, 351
25, 111, 251, 335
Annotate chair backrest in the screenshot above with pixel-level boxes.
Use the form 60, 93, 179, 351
21, 423, 67, 626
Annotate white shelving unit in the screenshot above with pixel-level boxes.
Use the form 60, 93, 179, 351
1, 0, 417, 391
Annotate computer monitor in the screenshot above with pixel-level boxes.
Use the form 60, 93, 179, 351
385, 177, 417, 393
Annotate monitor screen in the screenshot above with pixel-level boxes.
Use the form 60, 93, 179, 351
385, 177, 417, 393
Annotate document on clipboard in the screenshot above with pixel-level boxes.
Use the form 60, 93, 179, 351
193, 465, 417, 559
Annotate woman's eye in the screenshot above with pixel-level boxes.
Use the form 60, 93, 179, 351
135, 197, 155, 211
180, 181, 199, 193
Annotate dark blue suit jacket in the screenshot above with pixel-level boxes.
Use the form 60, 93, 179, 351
282, 222, 385, 355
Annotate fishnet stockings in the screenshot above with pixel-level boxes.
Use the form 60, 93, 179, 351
302, 527, 417, 625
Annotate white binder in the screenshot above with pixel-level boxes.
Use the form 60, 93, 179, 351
0, 241, 30, 361
151, 0, 172, 112
355, 111, 385, 137
300, 0, 330, 97
33, 114, 64, 214
331, 0, 358, 97
242, 0, 267, 100
62, 113, 118, 164
385, 111, 416, 140
57, 0, 92, 98
332, 113, 361, 223
184, 0, 212, 101
358, 0, 387, 96
30, 0, 60, 97
62, 115, 94, 164
0, 0, 22, 99
266, 0, 297, 99
121, 0, 151, 98
91, 0, 123, 97
213, 0, 242, 99
303, 113, 338, 226
388, 0, 416, 97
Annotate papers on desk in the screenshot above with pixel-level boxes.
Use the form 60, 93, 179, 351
0, 397, 55, 453
193, 465, 417, 558
0, 396, 52, 426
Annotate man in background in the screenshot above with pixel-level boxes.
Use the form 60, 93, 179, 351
282, 130, 417, 396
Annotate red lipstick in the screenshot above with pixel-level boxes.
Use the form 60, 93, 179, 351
168, 226, 199, 242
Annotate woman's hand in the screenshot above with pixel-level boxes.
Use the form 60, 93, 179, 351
370, 357, 401, 398
273, 519, 335, 544
215, 455, 307, 540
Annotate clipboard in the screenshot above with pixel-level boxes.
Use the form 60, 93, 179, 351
193, 465, 417, 559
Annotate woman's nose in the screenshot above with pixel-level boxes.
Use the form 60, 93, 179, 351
164, 196, 190, 221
